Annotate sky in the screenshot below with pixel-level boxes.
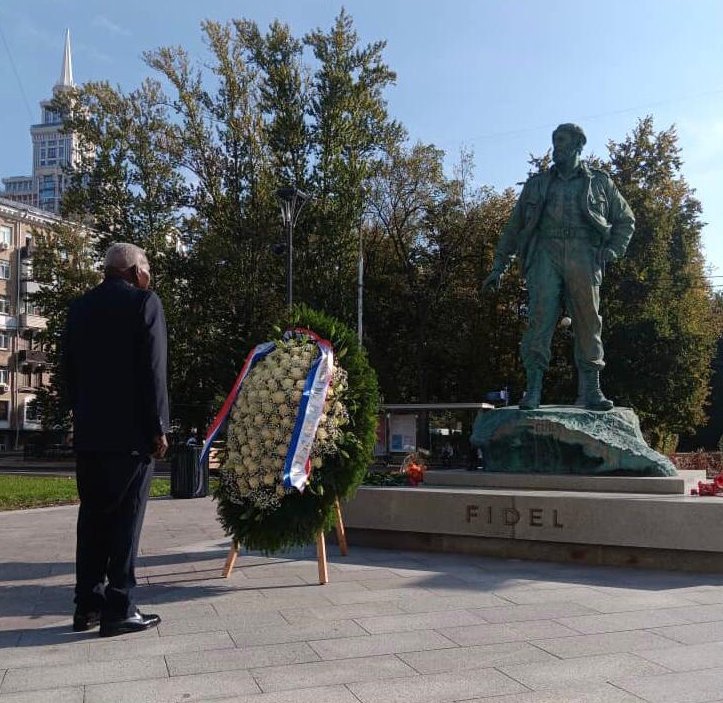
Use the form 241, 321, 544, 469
2, 0, 723, 286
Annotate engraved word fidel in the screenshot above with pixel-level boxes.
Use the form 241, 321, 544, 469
465, 504, 564, 528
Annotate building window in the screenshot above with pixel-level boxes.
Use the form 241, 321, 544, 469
43, 108, 60, 124
23, 298, 42, 316
0, 262, 9, 280
40, 175, 55, 196
0, 296, 10, 315
0, 333, 8, 350
0, 401, 8, 422
0, 226, 11, 246
0, 367, 7, 385
25, 399, 41, 424
39, 175, 57, 209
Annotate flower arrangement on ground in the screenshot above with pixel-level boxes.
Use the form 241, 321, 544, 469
401, 452, 426, 486
212, 306, 379, 552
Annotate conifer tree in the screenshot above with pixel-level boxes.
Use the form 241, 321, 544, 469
603, 117, 720, 450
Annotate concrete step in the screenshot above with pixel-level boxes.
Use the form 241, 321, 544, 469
342, 481, 723, 571
424, 469, 705, 495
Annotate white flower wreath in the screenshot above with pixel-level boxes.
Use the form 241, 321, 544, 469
221, 337, 349, 512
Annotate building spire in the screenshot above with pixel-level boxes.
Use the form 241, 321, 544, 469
55, 29, 74, 88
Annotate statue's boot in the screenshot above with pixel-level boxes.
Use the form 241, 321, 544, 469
578, 369, 614, 411
519, 369, 543, 410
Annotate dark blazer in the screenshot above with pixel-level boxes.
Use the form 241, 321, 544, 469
64, 277, 170, 454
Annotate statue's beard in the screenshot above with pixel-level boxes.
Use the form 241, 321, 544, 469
553, 148, 576, 165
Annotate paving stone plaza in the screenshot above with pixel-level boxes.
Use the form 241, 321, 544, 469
3, 496, 723, 702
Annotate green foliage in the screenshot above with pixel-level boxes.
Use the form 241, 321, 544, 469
602, 117, 720, 448
364, 145, 525, 403
32, 14, 718, 455
362, 471, 409, 486
214, 305, 379, 552
48, 79, 192, 428
296, 9, 403, 322
0, 476, 171, 511
38, 11, 397, 435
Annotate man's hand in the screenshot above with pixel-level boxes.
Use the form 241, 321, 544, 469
481, 269, 503, 293
152, 434, 169, 460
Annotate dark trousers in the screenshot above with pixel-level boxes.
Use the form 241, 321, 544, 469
74, 452, 153, 618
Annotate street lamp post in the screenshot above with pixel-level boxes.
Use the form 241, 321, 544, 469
357, 224, 363, 343
356, 184, 370, 345
275, 187, 309, 310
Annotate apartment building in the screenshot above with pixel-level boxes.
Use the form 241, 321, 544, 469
0, 198, 53, 450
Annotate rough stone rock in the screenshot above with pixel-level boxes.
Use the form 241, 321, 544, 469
470, 405, 677, 476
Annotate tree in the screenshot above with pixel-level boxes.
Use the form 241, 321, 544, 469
144, 20, 286, 431
31, 222, 100, 431
50, 79, 192, 428
603, 117, 720, 450
38, 11, 404, 433
36, 18, 716, 453
364, 144, 524, 404
299, 9, 404, 322
453, 185, 526, 402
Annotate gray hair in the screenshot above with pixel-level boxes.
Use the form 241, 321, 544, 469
553, 123, 587, 149
104, 242, 149, 272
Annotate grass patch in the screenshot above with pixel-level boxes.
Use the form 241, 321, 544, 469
0, 475, 172, 511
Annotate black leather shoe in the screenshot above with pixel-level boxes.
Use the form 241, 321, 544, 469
73, 609, 101, 632
99, 609, 161, 638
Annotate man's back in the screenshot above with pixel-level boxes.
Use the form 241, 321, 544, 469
65, 277, 169, 454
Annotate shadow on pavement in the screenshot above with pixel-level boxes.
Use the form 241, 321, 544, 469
4, 542, 723, 650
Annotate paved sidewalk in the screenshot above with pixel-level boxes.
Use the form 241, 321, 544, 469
2, 499, 723, 702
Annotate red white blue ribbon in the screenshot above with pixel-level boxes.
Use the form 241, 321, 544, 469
283, 336, 334, 491
198, 341, 275, 468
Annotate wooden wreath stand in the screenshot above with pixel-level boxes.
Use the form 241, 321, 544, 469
221, 497, 348, 584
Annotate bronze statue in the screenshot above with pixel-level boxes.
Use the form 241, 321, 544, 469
483, 124, 634, 410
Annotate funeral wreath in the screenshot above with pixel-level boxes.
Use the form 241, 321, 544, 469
213, 306, 379, 552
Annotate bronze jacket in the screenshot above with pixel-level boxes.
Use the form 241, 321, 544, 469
492, 163, 635, 275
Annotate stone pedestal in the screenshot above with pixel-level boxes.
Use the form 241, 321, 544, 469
470, 405, 676, 476
341, 408, 715, 570
341, 470, 720, 571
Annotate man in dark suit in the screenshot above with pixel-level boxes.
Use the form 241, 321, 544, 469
64, 242, 170, 637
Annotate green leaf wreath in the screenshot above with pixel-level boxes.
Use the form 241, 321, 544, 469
214, 305, 380, 552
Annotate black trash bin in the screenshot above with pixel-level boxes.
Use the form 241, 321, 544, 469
171, 445, 209, 498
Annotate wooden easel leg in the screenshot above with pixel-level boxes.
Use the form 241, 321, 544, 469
334, 498, 348, 556
222, 541, 239, 578
316, 532, 328, 585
